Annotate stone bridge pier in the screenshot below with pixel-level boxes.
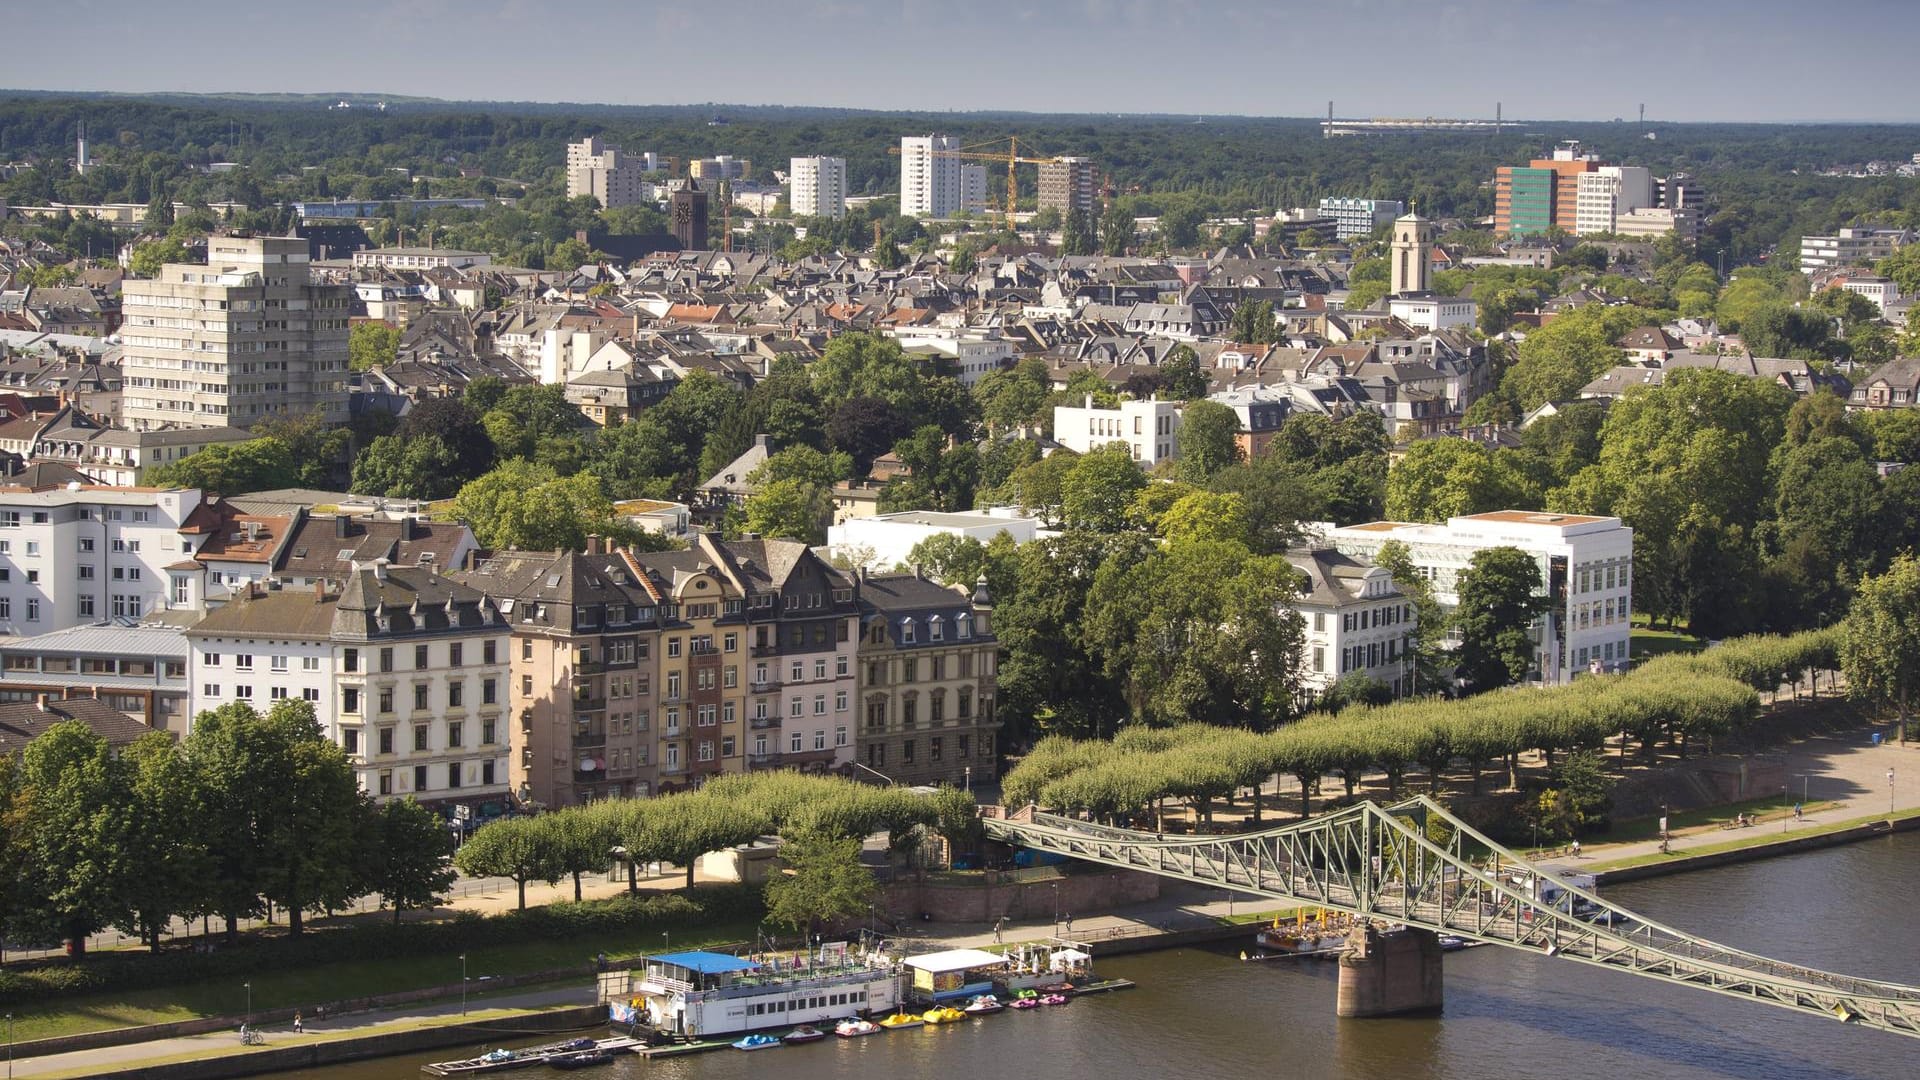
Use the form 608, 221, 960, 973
1335, 922, 1444, 1018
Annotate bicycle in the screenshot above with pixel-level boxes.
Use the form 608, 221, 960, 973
239, 1025, 265, 1046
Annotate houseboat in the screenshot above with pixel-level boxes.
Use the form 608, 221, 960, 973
901, 948, 1011, 1003
622, 949, 901, 1039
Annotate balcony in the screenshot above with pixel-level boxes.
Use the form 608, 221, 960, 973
572, 696, 607, 712
751, 644, 779, 658
572, 662, 604, 678
572, 734, 606, 750
750, 715, 780, 730
663, 726, 683, 739
747, 753, 779, 768
749, 680, 781, 694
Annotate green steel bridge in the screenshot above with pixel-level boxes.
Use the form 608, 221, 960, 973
982, 796, 1920, 1039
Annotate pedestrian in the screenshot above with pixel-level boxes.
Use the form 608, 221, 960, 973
1571, 840, 1581, 858
1794, 803, 1803, 821
1063, 913, 1073, 935
993, 917, 1004, 944
292, 1012, 303, 1034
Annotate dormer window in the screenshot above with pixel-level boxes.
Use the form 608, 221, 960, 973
929, 615, 944, 641
957, 613, 972, 639
900, 618, 916, 644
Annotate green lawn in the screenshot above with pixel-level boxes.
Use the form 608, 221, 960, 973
9, 917, 760, 1043
1630, 619, 1707, 660
1601, 795, 1840, 844
1587, 805, 1920, 872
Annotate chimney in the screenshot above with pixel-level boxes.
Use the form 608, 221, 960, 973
586, 535, 603, 555
314, 578, 328, 603
401, 515, 418, 541
35, 693, 49, 713
334, 514, 351, 539
372, 558, 389, 583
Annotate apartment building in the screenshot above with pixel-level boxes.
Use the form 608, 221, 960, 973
690, 156, 748, 182
120, 234, 351, 430
961, 165, 990, 215
855, 570, 996, 788
1317, 197, 1404, 241
0, 484, 209, 635
789, 156, 849, 219
901, 135, 963, 218
1798, 227, 1912, 273
349, 247, 491, 271
1038, 157, 1099, 218
1329, 510, 1634, 685
187, 564, 511, 813
1494, 144, 1599, 236
1052, 395, 1184, 465
1285, 545, 1416, 699
566, 136, 654, 209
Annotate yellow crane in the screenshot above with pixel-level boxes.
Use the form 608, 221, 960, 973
887, 136, 1066, 231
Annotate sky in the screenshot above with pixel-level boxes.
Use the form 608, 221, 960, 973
5, 0, 1917, 123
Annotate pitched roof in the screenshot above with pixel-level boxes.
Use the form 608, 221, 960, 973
0, 696, 161, 753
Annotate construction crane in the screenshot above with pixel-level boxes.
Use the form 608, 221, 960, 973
887, 136, 1067, 231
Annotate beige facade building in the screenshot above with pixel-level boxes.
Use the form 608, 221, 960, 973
566, 136, 653, 209
855, 571, 997, 788
120, 234, 350, 431
1037, 157, 1098, 218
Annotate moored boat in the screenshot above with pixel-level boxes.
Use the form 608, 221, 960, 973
731, 1033, 783, 1051
962, 994, 1004, 1015
835, 1018, 881, 1038
877, 1011, 925, 1030
548, 1051, 614, 1071
1039, 993, 1070, 1006
782, 1025, 827, 1044
922, 1006, 967, 1024
1009, 997, 1043, 1010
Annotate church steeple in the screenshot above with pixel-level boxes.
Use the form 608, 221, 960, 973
1389, 209, 1433, 297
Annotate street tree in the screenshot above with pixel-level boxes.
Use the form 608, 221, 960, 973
116, 732, 207, 950
1060, 444, 1147, 532
368, 798, 457, 922
453, 816, 563, 910
1452, 546, 1550, 693
1175, 400, 1243, 482
764, 834, 880, 938
12, 722, 134, 955
1841, 553, 1920, 744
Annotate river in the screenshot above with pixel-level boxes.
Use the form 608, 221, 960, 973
277, 831, 1920, 1080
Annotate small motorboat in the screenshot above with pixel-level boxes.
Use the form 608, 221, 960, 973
1009, 997, 1043, 1010
731, 1033, 783, 1051
877, 1012, 925, 1030
835, 1018, 881, 1038
962, 994, 1004, 1015
782, 1025, 827, 1044
922, 1006, 967, 1024
1011, 988, 1039, 1000
549, 1050, 615, 1071
1582, 909, 1632, 928
1039, 993, 1070, 1006
1437, 934, 1470, 951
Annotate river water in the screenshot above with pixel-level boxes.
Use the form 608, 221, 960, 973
278, 832, 1920, 1080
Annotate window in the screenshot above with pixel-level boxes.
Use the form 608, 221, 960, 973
814, 695, 827, 716
379, 727, 395, 755
723, 667, 738, 689
930, 616, 944, 641
449, 682, 464, 708
379, 647, 394, 673
79, 595, 95, 617
482, 678, 497, 704
836, 655, 849, 677
721, 735, 735, 757
204, 652, 222, 667
344, 688, 361, 713
448, 721, 463, 748
900, 618, 915, 643
482, 718, 496, 745
814, 658, 827, 680
903, 739, 916, 763
343, 648, 359, 673
835, 725, 848, 747
791, 660, 804, 682
203, 682, 221, 697
235, 654, 254, 671
790, 696, 804, 718
379, 688, 394, 713
698, 740, 715, 762
414, 684, 429, 711
271, 655, 288, 672
485, 638, 499, 665
378, 771, 392, 795
414, 765, 428, 792
814, 730, 826, 751
667, 638, 682, 659
835, 690, 848, 712
931, 737, 943, 761
521, 639, 533, 661
521, 674, 534, 696
235, 684, 252, 699
415, 644, 429, 670
269, 686, 288, 700
724, 632, 737, 653
791, 731, 803, 753
414, 724, 429, 751
447, 762, 462, 789
449, 643, 463, 667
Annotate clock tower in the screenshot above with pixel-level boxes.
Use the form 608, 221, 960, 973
671, 179, 709, 251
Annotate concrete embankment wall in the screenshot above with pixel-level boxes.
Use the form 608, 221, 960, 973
1593, 814, 1920, 886
81, 1005, 608, 1080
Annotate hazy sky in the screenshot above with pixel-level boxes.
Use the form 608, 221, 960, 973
7, 0, 1916, 123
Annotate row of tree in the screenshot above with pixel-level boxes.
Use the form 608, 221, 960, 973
0, 700, 456, 954
1000, 628, 1843, 824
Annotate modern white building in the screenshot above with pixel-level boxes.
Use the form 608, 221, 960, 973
1573, 166, 1654, 236
1317, 197, 1405, 240
1612, 206, 1700, 242
1387, 295, 1478, 331
961, 165, 990, 215
788, 156, 848, 219
827, 508, 1040, 572
0, 484, 210, 635
1051, 396, 1184, 465
886, 326, 1016, 385
120, 234, 351, 431
1327, 510, 1635, 685
1284, 545, 1417, 699
566, 136, 654, 209
1837, 275, 1901, 314
901, 135, 963, 218
186, 563, 512, 812
1798, 227, 1912, 274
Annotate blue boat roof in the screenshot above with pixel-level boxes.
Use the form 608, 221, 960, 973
651, 950, 761, 974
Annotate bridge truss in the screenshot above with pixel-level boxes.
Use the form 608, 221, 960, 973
982, 797, 1920, 1040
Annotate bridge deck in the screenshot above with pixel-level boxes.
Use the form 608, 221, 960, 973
983, 797, 1920, 1040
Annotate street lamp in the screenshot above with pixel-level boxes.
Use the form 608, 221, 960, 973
1890, 768, 1897, 817
460, 954, 468, 1016
7, 1012, 13, 1080
1050, 884, 1059, 932
662, 930, 671, 955
243, 982, 252, 1026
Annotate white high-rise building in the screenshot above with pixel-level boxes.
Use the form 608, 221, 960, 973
120, 235, 351, 431
900, 135, 962, 218
789, 156, 848, 219
566, 136, 654, 209
1574, 166, 1654, 237
961, 165, 990, 215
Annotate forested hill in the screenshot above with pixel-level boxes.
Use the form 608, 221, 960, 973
2, 92, 1917, 261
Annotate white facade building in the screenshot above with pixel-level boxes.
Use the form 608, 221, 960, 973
1574, 166, 1654, 236
1317, 197, 1405, 240
1798, 228, 1912, 273
788, 156, 848, 219
901, 135, 963, 218
1328, 510, 1635, 685
1387, 295, 1478, 331
1051, 396, 1184, 465
886, 326, 1015, 385
0, 484, 209, 635
566, 136, 654, 209
827, 508, 1040, 572
1285, 546, 1417, 699
961, 165, 990, 215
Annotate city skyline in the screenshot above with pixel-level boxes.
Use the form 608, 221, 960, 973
6, 0, 1918, 125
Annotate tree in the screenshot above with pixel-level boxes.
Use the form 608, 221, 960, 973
116, 732, 207, 950
1841, 554, 1920, 744
1229, 300, 1280, 344
453, 817, 562, 910
1175, 400, 1243, 482
252, 411, 352, 489
253, 700, 366, 935
450, 460, 625, 552
809, 333, 923, 412
877, 425, 979, 513
12, 722, 134, 955
1157, 346, 1211, 400
1099, 203, 1134, 256
764, 833, 880, 938
743, 476, 832, 544
904, 532, 988, 584
1373, 539, 1445, 694
994, 532, 1148, 742
351, 433, 465, 500
1155, 491, 1252, 548
1452, 546, 1549, 692
348, 320, 400, 372
127, 237, 188, 278
539, 807, 617, 902
368, 798, 457, 922
1385, 439, 1539, 523
146, 437, 301, 495
483, 384, 584, 462
1529, 750, 1614, 840
974, 359, 1051, 433
1060, 444, 1147, 532
1495, 304, 1646, 411
826, 396, 912, 477
396, 397, 496, 484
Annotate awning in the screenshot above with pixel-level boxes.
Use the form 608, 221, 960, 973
901, 948, 1007, 973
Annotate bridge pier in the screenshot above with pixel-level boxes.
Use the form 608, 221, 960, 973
1335, 923, 1443, 1018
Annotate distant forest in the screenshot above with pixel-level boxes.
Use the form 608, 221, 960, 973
2, 92, 1918, 267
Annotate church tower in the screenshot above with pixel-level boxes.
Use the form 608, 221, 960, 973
1390, 209, 1432, 296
